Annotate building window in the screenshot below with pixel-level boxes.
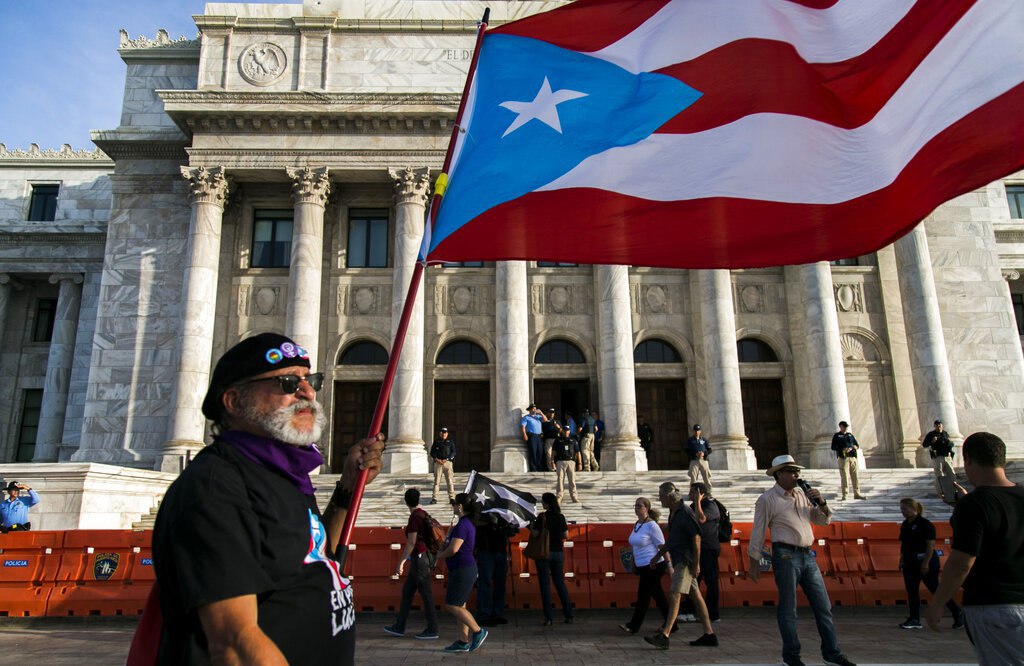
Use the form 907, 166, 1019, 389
252, 210, 293, 268
535, 340, 585, 364
27, 184, 59, 221
634, 339, 682, 363
1012, 292, 1024, 335
16, 389, 43, 462
32, 298, 57, 342
338, 341, 389, 365
537, 261, 577, 267
348, 210, 389, 268
442, 261, 485, 268
1007, 185, 1024, 219
737, 338, 779, 362
437, 340, 488, 365
830, 258, 859, 266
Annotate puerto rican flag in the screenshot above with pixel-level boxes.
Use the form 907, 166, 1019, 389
424, 0, 1024, 269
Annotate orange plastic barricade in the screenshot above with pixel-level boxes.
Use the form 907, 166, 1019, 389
0, 530, 63, 616
852, 573, 908, 607
584, 523, 634, 610
346, 526, 408, 612
48, 530, 152, 616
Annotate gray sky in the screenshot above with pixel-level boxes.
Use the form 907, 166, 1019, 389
0, 1, 279, 151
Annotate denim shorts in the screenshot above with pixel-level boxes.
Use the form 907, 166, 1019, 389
446, 563, 479, 606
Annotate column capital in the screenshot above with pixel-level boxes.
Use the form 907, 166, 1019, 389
180, 166, 230, 207
48, 272, 84, 286
0, 274, 24, 290
388, 166, 431, 207
1002, 268, 1020, 282
286, 166, 331, 206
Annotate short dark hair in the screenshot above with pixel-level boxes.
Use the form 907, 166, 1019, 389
404, 488, 421, 508
962, 432, 1006, 468
690, 482, 708, 495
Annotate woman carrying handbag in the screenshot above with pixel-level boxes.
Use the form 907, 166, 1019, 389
619, 497, 674, 635
531, 492, 575, 626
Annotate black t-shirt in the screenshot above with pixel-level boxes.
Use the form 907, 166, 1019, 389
666, 505, 700, 568
950, 484, 1024, 605
152, 440, 355, 665
553, 435, 580, 461
899, 515, 937, 566
539, 511, 568, 553
694, 499, 721, 553
541, 419, 561, 439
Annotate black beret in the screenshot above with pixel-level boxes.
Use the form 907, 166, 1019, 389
201, 333, 311, 421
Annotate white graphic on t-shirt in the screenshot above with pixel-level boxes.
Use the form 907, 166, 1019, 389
304, 509, 355, 635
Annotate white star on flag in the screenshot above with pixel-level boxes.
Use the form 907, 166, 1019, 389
474, 490, 490, 504
499, 76, 588, 138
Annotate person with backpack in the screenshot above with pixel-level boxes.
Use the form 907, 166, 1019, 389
679, 483, 722, 623
435, 494, 488, 653
384, 488, 440, 641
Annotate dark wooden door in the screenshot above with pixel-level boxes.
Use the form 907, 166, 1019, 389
741, 379, 788, 468
331, 381, 388, 473
533, 380, 590, 430
434, 381, 490, 473
635, 380, 687, 470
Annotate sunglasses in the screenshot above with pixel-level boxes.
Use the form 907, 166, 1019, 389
239, 372, 324, 394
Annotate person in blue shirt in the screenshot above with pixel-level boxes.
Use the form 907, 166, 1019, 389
1, 481, 39, 532
520, 403, 548, 472
592, 411, 605, 466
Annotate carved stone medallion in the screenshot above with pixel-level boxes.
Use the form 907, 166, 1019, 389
739, 285, 764, 313
239, 42, 287, 86
645, 285, 667, 313
451, 286, 473, 314
254, 287, 278, 315
548, 286, 570, 314
354, 287, 376, 315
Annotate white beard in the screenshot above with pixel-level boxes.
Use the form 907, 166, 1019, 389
247, 399, 326, 446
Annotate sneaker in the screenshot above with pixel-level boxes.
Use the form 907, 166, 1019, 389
899, 618, 922, 630
618, 623, 638, 634
690, 633, 719, 647
783, 658, 806, 666
443, 640, 471, 653
644, 632, 670, 650
415, 629, 439, 640
382, 625, 404, 637
952, 614, 965, 629
469, 628, 488, 652
823, 656, 857, 666
680, 613, 697, 622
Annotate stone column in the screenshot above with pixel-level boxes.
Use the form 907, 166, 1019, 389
160, 166, 229, 472
795, 263, 855, 468
697, 270, 755, 469
284, 166, 330, 369
382, 167, 431, 473
0, 274, 23, 345
594, 265, 646, 470
493, 261, 531, 472
895, 224, 961, 462
32, 273, 84, 462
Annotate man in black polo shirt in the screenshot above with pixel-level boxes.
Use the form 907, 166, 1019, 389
152, 333, 385, 665
925, 432, 1024, 665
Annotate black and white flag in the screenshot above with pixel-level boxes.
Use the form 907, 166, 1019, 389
463, 471, 537, 528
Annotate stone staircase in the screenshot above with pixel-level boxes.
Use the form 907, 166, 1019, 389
134, 465, 1024, 529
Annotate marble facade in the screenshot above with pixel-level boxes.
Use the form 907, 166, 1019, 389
1, 0, 1023, 513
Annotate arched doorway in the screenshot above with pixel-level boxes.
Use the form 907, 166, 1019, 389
532, 339, 590, 434
434, 340, 491, 473
738, 338, 788, 468
633, 339, 687, 470
332, 340, 389, 473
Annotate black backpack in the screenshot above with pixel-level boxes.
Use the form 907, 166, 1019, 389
712, 498, 732, 543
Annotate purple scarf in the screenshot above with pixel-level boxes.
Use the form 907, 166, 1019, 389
217, 430, 322, 495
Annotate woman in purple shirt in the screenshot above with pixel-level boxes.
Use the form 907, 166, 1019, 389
436, 493, 488, 653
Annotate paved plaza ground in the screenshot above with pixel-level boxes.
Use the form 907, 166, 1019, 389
0, 606, 978, 665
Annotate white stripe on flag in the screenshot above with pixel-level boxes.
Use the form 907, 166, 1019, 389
541, 0, 1023, 204
483, 507, 531, 529
491, 483, 537, 514
591, 0, 917, 72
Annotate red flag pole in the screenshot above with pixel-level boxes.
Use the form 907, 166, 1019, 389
337, 8, 491, 568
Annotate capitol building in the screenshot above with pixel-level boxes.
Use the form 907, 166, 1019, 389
1, 0, 1022, 527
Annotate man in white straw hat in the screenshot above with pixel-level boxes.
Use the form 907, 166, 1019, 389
747, 455, 856, 666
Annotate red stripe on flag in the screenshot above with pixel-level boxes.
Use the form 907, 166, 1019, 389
656, 0, 976, 133
430, 83, 1024, 269
490, 0, 671, 52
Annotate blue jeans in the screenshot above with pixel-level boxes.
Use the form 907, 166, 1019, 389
476, 550, 508, 619
772, 545, 842, 662
536, 551, 573, 621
